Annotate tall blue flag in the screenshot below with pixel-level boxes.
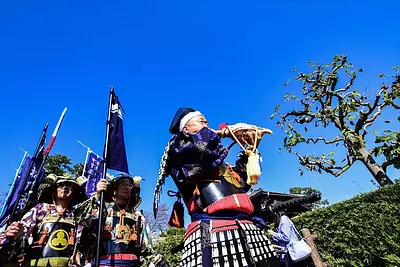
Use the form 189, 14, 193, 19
84, 150, 104, 196
0, 152, 45, 226
0, 156, 31, 226
107, 91, 129, 173
25, 150, 46, 207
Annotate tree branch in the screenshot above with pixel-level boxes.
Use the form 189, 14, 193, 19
382, 158, 399, 173
362, 88, 385, 115
144, 204, 170, 236
297, 136, 344, 145
332, 56, 347, 73
335, 72, 356, 94
282, 110, 317, 121
294, 152, 356, 177
354, 88, 386, 133
363, 103, 387, 131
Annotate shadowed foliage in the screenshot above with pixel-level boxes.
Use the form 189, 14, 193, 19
293, 181, 400, 267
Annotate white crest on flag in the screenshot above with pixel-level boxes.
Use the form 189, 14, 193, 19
17, 198, 26, 210
111, 103, 123, 120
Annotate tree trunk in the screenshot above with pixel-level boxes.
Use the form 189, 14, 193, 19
357, 147, 393, 186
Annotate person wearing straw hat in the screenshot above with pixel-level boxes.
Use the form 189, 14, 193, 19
153, 108, 279, 267
0, 173, 89, 267
90, 174, 151, 267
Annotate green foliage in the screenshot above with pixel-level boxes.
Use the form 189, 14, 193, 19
273, 54, 399, 186
292, 182, 400, 267
44, 154, 83, 176
374, 129, 400, 169
73, 163, 84, 176
44, 154, 73, 175
289, 187, 329, 208
153, 227, 185, 267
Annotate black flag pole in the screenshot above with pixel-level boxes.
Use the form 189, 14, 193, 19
95, 85, 114, 267
21, 108, 68, 217
8, 123, 48, 224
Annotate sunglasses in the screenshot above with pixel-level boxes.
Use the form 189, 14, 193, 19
118, 182, 134, 188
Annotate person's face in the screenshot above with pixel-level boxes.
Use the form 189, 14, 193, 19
56, 182, 76, 200
114, 179, 133, 200
183, 115, 209, 134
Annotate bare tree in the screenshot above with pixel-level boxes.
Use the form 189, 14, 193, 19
273, 54, 399, 186
144, 203, 170, 236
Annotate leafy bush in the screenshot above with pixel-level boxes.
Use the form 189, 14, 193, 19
293, 182, 400, 267
153, 227, 185, 266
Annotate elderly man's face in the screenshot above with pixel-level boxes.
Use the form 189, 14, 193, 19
183, 115, 209, 134
115, 179, 133, 200
56, 182, 76, 200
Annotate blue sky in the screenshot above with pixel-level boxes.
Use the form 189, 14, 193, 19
1, 1, 399, 217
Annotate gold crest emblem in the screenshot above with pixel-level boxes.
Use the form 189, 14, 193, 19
49, 229, 69, 250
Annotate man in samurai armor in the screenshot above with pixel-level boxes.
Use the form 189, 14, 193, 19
91, 174, 151, 267
0, 173, 89, 267
153, 108, 280, 267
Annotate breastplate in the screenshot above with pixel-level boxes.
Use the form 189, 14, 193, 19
199, 176, 245, 206
103, 209, 141, 255
174, 166, 246, 208
28, 213, 76, 259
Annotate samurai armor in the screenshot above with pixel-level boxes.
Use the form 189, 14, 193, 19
26, 213, 77, 266
180, 220, 279, 267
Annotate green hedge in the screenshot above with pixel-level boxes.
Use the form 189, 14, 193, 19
153, 227, 185, 267
292, 181, 400, 267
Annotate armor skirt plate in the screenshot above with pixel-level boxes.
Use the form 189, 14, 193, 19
181, 220, 279, 267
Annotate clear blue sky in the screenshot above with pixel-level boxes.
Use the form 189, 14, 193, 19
1, 1, 399, 216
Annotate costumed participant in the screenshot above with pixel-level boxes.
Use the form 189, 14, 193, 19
268, 212, 312, 267
0, 173, 89, 267
153, 108, 280, 267
92, 174, 151, 267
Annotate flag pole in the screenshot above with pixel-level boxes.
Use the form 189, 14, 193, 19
95, 85, 114, 267
15, 152, 28, 181
77, 140, 102, 158
43, 107, 67, 155
21, 108, 68, 218
77, 139, 90, 150
8, 123, 48, 224
78, 140, 91, 176
82, 148, 90, 176
18, 147, 30, 156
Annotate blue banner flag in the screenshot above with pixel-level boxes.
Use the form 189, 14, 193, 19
14, 141, 46, 223
106, 92, 129, 173
0, 155, 31, 226
24, 152, 46, 205
84, 150, 104, 196
0, 151, 45, 226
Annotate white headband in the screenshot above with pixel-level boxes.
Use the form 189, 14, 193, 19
179, 111, 202, 131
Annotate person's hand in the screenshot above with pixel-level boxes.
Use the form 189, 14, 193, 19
96, 179, 109, 197
69, 252, 82, 267
267, 229, 277, 236
271, 244, 284, 250
5, 222, 23, 240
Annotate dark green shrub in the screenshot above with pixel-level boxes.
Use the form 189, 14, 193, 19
293, 182, 400, 267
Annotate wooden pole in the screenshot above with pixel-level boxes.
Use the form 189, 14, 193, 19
301, 228, 330, 267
